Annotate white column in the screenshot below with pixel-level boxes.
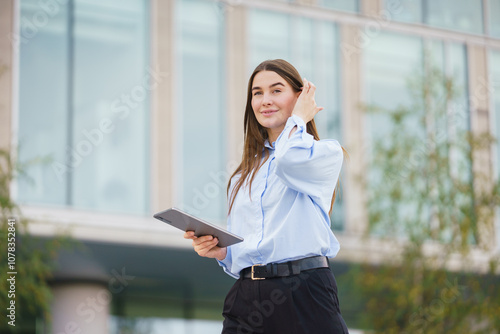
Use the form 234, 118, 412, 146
51, 283, 111, 334
340, 24, 368, 237
0, 0, 14, 152
225, 4, 247, 166
468, 44, 497, 250
150, 0, 176, 213
361, 0, 383, 17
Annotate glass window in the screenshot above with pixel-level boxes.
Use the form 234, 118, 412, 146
248, 9, 292, 66
426, 0, 484, 34
18, 0, 70, 206
176, 0, 226, 224
17, 0, 150, 215
385, 0, 422, 24
317, 0, 359, 13
248, 9, 344, 229
365, 33, 472, 237
364, 32, 425, 166
71, 0, 150, 214
490, 0, 500, 38
364, 32, 425, 235
365, 32, 423, 112
447, 43, 469, 133
386, 0, 485, 35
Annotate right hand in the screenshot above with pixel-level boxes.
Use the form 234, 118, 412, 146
292, 78, 323, 124
183, 231, 227, 261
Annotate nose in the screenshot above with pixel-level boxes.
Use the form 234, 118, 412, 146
262, 93, 273, 106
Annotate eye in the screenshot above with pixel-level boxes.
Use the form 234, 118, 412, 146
273, 89, 281, 94
253, 91, 262, 96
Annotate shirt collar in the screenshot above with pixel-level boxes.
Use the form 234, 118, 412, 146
264, 139, 275, 150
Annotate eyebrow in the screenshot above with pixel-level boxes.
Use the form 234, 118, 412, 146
252, 82, 285, 91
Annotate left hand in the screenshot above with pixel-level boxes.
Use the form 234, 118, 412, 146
292, 78, 324, 124
183, 231, 227, 261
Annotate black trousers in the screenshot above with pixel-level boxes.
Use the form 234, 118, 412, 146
222, 267, 349, 334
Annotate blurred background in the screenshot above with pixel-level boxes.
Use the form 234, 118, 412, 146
0, 0, 499, 333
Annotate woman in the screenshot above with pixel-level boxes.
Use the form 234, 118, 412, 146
184, 59, 348, 333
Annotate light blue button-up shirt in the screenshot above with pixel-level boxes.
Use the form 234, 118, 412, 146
218, 114, 343, 279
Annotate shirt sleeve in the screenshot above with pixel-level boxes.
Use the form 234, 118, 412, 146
274, 114, 343, 210
216, 195, 239, 279
216, 246, 238, 279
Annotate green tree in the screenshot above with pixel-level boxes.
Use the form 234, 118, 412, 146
351, 60, 500, 333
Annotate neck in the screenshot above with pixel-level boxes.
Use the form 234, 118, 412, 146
266, 127, 282, 146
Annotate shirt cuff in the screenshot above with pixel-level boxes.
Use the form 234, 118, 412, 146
276, 114, 313, 150
285, 114, 307, 136
216, 252, 239, 279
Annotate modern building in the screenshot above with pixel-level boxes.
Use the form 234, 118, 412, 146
1, 0, 499, 333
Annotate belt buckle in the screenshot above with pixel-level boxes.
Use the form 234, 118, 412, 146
251, 264, 265, 280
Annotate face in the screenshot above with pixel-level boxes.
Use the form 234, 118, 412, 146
251, 71, 300, 142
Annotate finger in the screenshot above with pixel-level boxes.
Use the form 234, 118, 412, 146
184, 231, 196, 239
309, 81, 316, 92
200, 237, 219, 249
303, 82, 315, 98
192, 235, 214, 246
302, 78, 309, 93
196, 239, 219, 254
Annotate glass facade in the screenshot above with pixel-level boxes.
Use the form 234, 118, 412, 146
446, 43, 470, 179
491, 0, 500, 38
386, 0, 485, 35
364, 31, 470, 235
426, 0, 483, 34
176, 0, 226, 223
364, 32, 424, 235
385, 0, 422, 24
17, 0, 150, 215
317, 0, 359, 13
18, 0, 70, 206
249, 9, 345, 228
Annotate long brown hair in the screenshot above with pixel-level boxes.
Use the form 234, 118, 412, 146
227, 59, 345, 216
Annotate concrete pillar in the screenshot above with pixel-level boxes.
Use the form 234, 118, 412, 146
295, 0, 316, 6
51, 283, 110, 334
360, 0, 383, 18
340, 24, 368, 236
150, 0, 176, 213
49, 250, 111, 334
468, 44, 497, 250
0, 0, 14, 152
225, 4, 247, 166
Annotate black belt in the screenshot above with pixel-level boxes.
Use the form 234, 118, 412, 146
240, 256, 329, 280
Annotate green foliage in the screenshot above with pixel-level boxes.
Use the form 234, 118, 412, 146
351, 60, 500, 333
0, 148, 72, 332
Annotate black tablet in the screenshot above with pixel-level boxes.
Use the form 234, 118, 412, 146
153, 207, 244, 248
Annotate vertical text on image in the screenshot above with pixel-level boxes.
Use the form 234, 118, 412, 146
6, 218, 17, 327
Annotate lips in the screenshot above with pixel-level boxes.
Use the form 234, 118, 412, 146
261, 109, 278, 116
